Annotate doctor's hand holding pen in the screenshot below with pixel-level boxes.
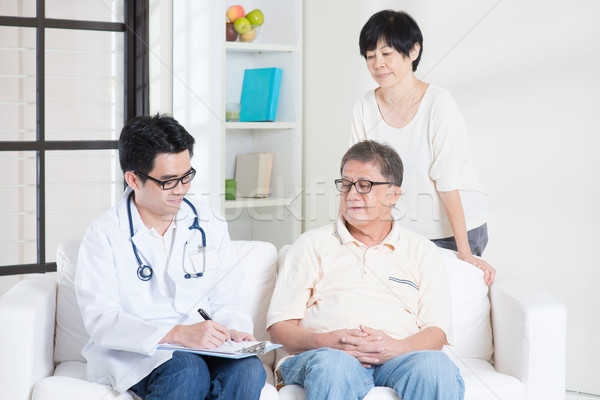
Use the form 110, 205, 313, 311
197, 308, 256, 343
159, 308, 256, 349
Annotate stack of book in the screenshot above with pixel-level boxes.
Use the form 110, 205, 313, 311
235, 152, 274, 198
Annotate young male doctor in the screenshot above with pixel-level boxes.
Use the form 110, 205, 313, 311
74, 114, 266, 400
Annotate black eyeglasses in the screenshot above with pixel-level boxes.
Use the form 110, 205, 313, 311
334, 178, 392, 194
132, 168, 196, 190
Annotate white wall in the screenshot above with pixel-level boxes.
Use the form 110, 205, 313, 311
172, 0, 223, 210
304, 0, 600, 395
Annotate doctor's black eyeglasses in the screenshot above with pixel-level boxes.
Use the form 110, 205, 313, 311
334, 178, 392, 194
132, 168, 196, 190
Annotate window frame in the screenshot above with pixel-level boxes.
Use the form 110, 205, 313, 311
0, 0, 149, 275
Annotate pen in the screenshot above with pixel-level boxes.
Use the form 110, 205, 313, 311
198, 308, 233, 346
197, 308, 212, 321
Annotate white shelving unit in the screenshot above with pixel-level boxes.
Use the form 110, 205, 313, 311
222, 0, 302, 249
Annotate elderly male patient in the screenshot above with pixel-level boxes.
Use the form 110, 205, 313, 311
267, 140, 464, 400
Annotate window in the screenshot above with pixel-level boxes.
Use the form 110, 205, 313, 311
0, 0, 149, 275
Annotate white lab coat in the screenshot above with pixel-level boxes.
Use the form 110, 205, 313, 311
74, 188, 253, 393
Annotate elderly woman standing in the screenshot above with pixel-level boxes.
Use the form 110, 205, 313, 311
351, 10, 495, 285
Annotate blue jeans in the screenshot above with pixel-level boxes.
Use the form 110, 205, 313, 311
280, 348, 464, 400
432, 223, 488, 257
129, 351, 266, 400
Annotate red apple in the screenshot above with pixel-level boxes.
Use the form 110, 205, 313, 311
226, 5, 245, 23
226, 23, 238, 41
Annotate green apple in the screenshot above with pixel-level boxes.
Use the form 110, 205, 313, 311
245, 9, 264, 26
233, 17, 251, 35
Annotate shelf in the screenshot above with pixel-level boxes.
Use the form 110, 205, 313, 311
220, 0, 302, 249
224, 197, 296, 209
225, 42, 298, 53
224, 121, 297, 130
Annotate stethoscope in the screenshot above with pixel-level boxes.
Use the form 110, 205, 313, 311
127, 192, 207, 281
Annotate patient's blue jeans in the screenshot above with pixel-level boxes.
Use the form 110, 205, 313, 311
280, 348, 464, 400
129, 351, 265, 400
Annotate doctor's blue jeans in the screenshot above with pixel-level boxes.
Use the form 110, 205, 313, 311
280, 348, 464, 400
129, 351, 265, 400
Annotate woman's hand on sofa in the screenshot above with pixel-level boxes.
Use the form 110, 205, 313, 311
458, 252, 496, 286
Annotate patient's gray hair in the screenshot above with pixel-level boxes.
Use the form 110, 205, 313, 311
340, 140, 404, 187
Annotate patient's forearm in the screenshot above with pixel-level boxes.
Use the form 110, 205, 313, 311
268, 319, 332, 354
402, 326, 448, 352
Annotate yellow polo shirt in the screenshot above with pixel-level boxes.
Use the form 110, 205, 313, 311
267, 217, 451, 340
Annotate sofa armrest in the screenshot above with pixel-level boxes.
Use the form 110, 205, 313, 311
489, 273, 566, 400
0, 274, 58, 400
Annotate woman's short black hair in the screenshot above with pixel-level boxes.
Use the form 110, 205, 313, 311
118, 114, 195, 179
359, 10, 423, 72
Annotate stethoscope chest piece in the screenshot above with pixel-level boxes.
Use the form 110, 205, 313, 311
137, 264, 153, 281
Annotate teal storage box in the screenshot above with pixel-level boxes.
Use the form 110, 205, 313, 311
239, 67, 283, 122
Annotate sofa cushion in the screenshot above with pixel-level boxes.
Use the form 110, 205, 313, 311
234, 241, 277, 340
34, 362, 136, 400
446, 356, 525, 400
440, 249, 493, 362
233, 240, 278, 370
55, 240, 88, 364
44, 361, 278, 400
278, 384, 401, 400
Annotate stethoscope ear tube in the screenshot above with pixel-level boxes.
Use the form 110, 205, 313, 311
183, 198, 206, 279
128, 192, 206, 281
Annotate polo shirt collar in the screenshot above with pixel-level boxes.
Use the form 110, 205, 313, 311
333, 215, 402, 249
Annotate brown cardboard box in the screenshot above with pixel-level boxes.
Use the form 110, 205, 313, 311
234, 153, 274, 198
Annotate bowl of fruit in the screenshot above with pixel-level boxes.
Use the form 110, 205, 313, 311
226, 5, 264, 43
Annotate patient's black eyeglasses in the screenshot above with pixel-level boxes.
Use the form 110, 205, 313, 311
334, 178, 392, 194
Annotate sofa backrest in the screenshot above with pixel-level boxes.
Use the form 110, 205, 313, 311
55, 240, 88, 364
439, 248, 493, 361
54, 240, 278, 366
232, 241, 278, 367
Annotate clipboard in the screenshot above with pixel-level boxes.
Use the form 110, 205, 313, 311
158, 341, 282, 359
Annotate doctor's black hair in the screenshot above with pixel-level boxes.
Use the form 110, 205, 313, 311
341, 140, 404, 188
359, 10, 423, 72
118, 113, 195, 179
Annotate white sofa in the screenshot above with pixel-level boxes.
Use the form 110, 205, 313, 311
0, 240, 567, 400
